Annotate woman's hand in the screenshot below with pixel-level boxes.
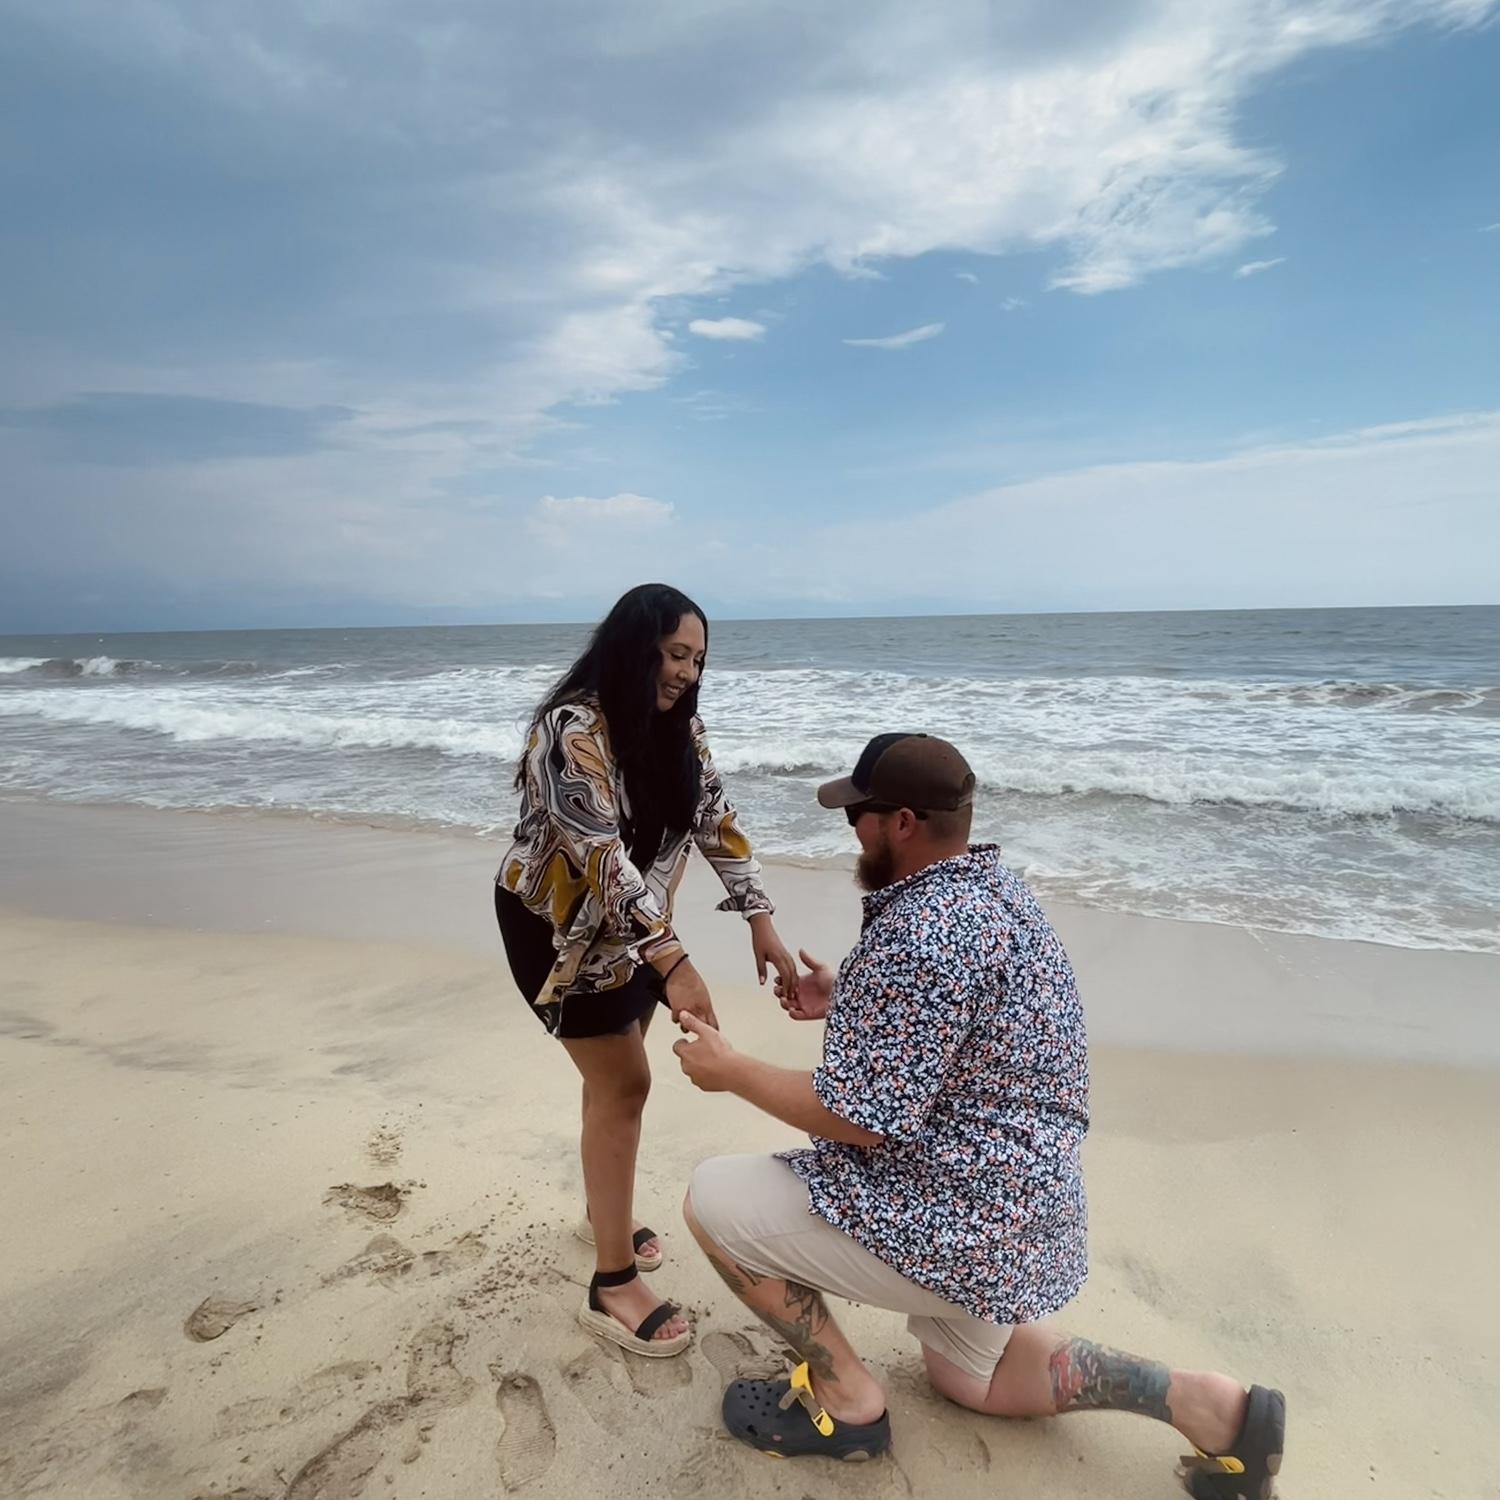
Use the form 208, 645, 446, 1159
749, 914, 799, 1002
664, 957, 718, 1031
777, 949, 834, 1022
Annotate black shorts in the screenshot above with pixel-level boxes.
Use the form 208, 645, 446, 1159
494, 885, 663, 1039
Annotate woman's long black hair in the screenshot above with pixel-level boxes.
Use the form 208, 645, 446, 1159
520, 583, 708, 866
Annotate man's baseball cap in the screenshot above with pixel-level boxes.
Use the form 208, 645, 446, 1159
817, 733, 976, 813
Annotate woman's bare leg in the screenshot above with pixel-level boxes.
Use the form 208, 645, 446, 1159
562, 1021, 685, 1341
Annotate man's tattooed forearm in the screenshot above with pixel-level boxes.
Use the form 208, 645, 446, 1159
1048, 1339, 1173, 1423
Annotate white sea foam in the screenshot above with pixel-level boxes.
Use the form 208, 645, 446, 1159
0, 691, 526, 760
700, 669, 1500, 823
4, 664, 1497, 822
3, 624, 1498, 954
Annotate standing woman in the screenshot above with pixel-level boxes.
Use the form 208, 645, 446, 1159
495, 583, 798, 1357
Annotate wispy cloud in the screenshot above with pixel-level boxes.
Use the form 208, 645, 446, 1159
687, 317, 767, 341
1235, 257, 1287, 279
671, 389, 754, 422
843, 322, 946, 351
955, 271, 980, 284
783, 409, 1500, 612
1482, 223, 1500, 233
1000, 297, 1028, 312
528, 492, 674, 546
0, 392, 353, 464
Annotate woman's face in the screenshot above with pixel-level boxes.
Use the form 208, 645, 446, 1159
655, 612, 706, 712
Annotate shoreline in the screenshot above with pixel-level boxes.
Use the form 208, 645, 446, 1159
2, 793, 1497, 1066
3, 784, 1495, 959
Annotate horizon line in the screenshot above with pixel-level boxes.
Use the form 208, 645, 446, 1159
2, 598, 1496, 639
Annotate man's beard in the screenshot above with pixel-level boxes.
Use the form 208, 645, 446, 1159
856, 832, 898, 892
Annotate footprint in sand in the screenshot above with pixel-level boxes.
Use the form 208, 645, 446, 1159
701, 1327, 789, 1385
323, 1182, 406, 1222
282, 1323, 472, 1500
492, 1369, 557, 1493
413, 1230, 487, 1280
325, 1230, 486, 1289
184, 1297, 259, 1342
701, 1329, 758, 1382
324, 1234, 415, 1287
366, 1122, 403, 1168
282, 1394, 410, 1500
5, 1387, 169, 1496
667, 1431, 741, 1498
622, 1344, 693, 1395
214, 1361, 379, 1439
406, 1321, 474, 1409
558, 1345, 631, 1432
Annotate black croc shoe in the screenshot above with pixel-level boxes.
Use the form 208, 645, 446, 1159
721, 1361, 891, 1461
1178, 1385, 1286, 1499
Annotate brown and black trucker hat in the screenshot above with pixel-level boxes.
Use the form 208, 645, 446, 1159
816, 732, 976, 813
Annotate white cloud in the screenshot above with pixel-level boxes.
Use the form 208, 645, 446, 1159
1235, 257, 1288, 278
687, 317, 767, 341
955, 271, 980, 284
532, 493, 673, 530
1001, 297, 1028, 312
774, 409, 1500, 611
671, 389, 754, 421
1482, 223, 1500, 233
15, 2, 1494, 434
843, 322, 946, 351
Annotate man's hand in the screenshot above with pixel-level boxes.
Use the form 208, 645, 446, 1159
776, 949, 835, 1022
664, 958, 718, 1031
672, 1011, 740, 1093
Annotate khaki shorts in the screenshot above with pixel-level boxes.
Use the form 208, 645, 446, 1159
688, 1153, 1013, 1383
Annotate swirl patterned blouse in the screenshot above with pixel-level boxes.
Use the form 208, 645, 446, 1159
497, 698, 773, 1034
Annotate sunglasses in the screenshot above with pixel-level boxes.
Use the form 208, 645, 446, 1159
844, 802, 930, 826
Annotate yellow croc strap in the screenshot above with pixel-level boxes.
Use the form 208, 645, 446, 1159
784, 1362, 836, 1438
1179, 1448, 1247, 1476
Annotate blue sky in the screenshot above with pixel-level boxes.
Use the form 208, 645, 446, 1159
1, 1, 1497, 630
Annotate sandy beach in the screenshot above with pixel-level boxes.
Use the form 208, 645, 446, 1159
1, 799, 1497, 1500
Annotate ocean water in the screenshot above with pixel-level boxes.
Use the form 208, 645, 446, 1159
1, 606, 1496, 953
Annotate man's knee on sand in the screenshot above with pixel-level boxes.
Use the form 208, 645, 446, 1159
921, 1341, 991, 1408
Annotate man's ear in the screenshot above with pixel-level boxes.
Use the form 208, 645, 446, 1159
894, 808, 923, 840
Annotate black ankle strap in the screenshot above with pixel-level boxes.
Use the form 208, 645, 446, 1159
591, 1265, 638, 1289
588, 1264, 638, 1314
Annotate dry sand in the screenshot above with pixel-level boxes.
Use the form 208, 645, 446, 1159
1, 799, 1496, 1499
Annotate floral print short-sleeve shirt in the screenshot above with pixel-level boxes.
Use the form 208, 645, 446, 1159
781, 846, 1089, 1325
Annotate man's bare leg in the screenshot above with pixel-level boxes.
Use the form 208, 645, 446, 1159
683, 1194, 885, 1424
922, 1323, 1249, 1454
